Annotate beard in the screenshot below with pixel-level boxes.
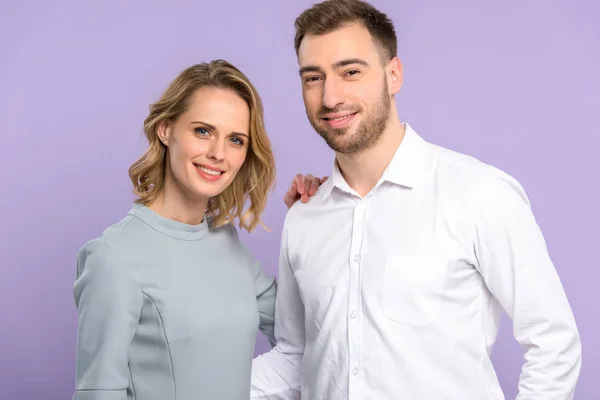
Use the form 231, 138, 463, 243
307, 80, 391, 154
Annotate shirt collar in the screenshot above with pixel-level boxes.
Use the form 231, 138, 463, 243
321, 122, 429, 199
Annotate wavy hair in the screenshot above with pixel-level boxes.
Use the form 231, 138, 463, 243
128, 60, 275, 232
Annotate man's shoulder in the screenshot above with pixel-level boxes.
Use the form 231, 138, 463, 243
284, 180, 332, 225
422, 140, 529, 216
425, 140, 516, 189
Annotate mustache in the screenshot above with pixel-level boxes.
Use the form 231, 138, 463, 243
317, 105, 361, 118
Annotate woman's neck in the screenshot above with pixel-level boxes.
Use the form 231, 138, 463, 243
148, 174, 208, 225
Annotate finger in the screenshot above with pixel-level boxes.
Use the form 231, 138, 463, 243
295, 174, 305, 195
283, 180, 298, 207
287, 179, 298, 196
308, 176, 320, 195
302, 174, 316, 201
320, 176, 329, 183
303, 174, 315, 195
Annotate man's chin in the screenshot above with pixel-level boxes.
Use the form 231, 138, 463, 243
321, 134, 359, 154
319, 125, 353, 138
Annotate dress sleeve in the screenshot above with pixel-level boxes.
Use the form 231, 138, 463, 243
72, 239, 144, 400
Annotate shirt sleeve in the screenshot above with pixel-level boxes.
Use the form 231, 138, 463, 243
473, 174, 582, 399
250, 225, 303, 399
72, 239, 143, 400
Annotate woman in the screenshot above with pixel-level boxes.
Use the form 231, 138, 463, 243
72, 60, 322, 400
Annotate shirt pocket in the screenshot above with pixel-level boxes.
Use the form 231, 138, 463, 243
382, 253, 447, 329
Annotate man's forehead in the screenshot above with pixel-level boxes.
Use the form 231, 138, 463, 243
298, 23, 378, 67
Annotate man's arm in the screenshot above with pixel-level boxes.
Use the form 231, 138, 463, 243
473, 174, 582, 399
251, 225, 304, 399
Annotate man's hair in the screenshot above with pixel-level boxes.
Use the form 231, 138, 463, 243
294, 0, 397, 61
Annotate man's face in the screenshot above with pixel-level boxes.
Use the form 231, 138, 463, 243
298, 22, 397, 154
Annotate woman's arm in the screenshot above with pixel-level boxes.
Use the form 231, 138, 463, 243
73, 239, 143, 400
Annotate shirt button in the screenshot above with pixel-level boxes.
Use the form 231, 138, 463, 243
353, 254, 360, 262
352, 368, 359, 375
349, 311, 357, 318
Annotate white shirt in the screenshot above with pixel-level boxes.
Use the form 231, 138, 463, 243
251, 123, 581, 400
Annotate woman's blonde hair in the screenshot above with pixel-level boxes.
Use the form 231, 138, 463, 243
128, 60, 275, 232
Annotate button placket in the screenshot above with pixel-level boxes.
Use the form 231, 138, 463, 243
348, 198, 367, 398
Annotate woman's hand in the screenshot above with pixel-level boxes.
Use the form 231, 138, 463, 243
283, 174, 328, 209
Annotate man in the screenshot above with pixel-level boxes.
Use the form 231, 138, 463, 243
253, 0, 582, 398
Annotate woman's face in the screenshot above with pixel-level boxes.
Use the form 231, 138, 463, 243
159, 87, 251, 203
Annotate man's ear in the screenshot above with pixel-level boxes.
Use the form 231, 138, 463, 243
388, 57, 403, 95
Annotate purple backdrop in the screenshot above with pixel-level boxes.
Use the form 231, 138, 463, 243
1, 1, 598, 399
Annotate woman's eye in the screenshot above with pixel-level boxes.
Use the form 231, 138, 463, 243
230, 137, 244, 146
195, 127, 209, 136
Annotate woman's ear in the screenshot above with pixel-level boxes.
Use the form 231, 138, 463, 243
157, 120, 170, 146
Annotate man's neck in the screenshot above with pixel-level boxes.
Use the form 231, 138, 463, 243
336, 117, 405, 197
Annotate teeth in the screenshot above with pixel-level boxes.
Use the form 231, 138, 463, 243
329, 114, 352, 121
199, 166, 221, 176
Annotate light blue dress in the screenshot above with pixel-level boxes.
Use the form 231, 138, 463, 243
72, 204, 277, 400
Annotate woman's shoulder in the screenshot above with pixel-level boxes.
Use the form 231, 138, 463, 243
76, 214, 140, 276
82, 211, 137, 245
209, 220, 260, 265
207, 218, 240, 241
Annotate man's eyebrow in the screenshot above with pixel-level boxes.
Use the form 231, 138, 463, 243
299, 58, 370, 75
299, 65, 324, 75
333, 58, 369, 69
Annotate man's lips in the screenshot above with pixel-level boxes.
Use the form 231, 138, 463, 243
321, 112, 358, 121
321, 112, 358, 128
